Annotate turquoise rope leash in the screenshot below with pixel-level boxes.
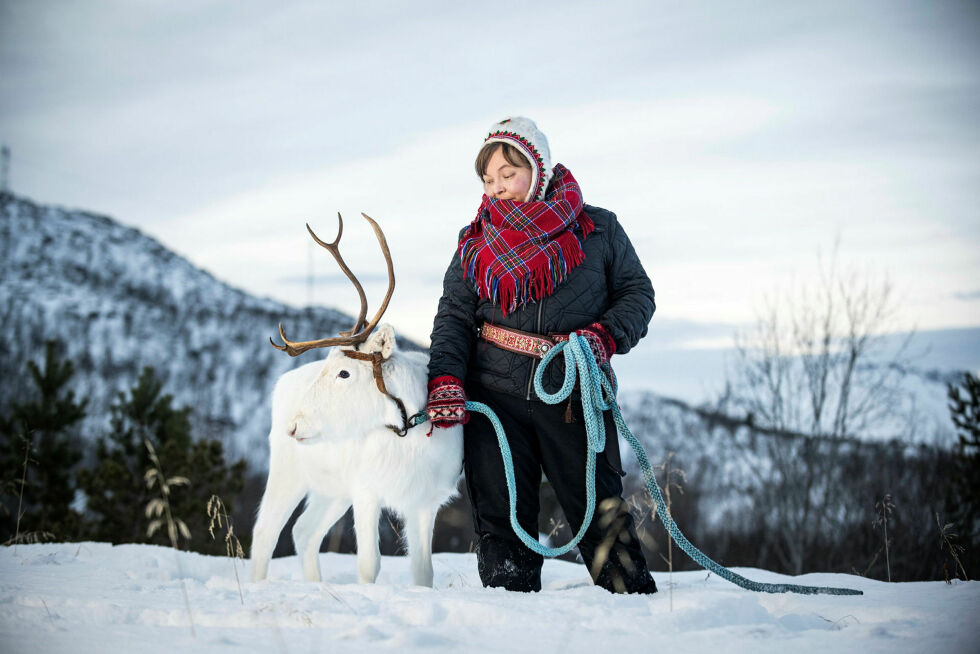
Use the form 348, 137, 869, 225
464, 333, 863, 596
463, 401, 598, 557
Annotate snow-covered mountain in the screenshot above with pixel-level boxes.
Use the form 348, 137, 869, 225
0, 192, 420, 465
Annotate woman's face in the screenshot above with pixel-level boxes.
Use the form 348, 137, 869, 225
482, 147, 532, 202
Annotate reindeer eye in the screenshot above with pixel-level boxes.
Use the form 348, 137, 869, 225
337, 370, 350, 379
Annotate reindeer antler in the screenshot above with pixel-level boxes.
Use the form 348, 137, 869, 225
271, 212, 395, 357
306, 213, 368, 336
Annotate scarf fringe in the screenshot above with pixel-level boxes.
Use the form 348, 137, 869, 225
461, 232, 589, 313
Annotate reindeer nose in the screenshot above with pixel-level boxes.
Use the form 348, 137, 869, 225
288, 423, 298, 438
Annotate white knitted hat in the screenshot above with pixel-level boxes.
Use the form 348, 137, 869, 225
483, 116, 553, 202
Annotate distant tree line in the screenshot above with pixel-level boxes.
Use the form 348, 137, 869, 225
611, 386, 976, 583
1, 339, 974, 583
0, 340, 246, 555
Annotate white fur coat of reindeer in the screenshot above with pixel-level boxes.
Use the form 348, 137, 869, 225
250, 214, 463, 587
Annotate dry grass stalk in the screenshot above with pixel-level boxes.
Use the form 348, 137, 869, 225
873, 494, 894, 582
625, 491, 658, 552
851, 546, 883, 578
144, 440, 191, 546
40, 598, 54, 623
385, 512, 403, 553
546, 516, 567, 542
590, 497, 631, 594
143, 438, 195, 637
656, 452, 686, 611
3, 530, 54, 546
207, 494, 245, 604
12, 434, 36, 555
935, 513, 968, 583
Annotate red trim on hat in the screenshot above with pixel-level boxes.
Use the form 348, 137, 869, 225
485, 131, 546, 201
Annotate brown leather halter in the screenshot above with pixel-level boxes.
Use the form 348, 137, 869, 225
341, 350, 410, 437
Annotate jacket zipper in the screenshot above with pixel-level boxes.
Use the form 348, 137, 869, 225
525, 299, 545, 400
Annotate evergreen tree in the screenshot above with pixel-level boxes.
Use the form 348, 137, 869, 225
947, 372, 980, 546
0, 340, 87, 543
77, 367, 246, 553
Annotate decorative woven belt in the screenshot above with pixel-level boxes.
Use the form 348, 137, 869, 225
478, 323, 569, 359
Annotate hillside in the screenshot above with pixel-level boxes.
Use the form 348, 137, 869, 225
0, 191, 420, 464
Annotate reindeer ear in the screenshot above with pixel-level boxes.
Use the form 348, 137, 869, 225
364, 323, 396, 358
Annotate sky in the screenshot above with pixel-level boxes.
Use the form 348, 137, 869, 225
2, 0, 978, 347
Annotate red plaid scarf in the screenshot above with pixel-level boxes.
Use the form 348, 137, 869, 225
459, 164, 594, 315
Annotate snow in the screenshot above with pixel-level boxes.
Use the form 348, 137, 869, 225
1, 543, 976, 653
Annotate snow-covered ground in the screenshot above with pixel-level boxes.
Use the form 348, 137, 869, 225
1, 543, 976, 653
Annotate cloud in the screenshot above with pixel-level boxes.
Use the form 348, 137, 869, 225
2, 1, 978, 341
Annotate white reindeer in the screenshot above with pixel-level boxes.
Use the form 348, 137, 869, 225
250, 214, 463, 587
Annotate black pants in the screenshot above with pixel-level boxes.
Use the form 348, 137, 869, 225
464, 385, 657, 594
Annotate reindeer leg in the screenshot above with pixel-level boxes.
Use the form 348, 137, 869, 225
292, 494, 351, 582
251, 446, 306, 582
352, 493, 381, 584
405, 506, 436, 587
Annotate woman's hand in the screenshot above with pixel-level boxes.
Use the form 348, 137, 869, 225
574, 322, 616, 367
426, 376, 469, 428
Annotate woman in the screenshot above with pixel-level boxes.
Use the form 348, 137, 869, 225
426, 116, 657, 594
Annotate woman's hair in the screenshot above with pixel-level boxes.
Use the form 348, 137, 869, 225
475, 142, 531, 179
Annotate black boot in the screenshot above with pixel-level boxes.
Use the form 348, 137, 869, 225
581, 498, 658, 595
476, 534, 544, 593
590, 551, 659, 594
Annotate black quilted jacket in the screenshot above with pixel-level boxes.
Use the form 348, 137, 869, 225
428, 204, 655, 399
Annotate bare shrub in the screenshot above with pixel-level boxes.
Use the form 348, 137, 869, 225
721, 244, 918, 575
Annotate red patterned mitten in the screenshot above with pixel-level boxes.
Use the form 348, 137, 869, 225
574, 322, 616, 367
426, 376, 469, 428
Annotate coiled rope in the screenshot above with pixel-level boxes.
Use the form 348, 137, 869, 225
464, 333, 863, 596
